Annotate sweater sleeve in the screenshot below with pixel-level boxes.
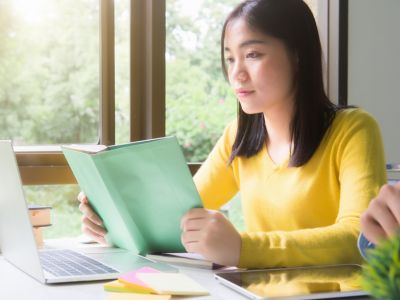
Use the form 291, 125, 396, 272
193, 121, 239, 210
238, 110, 387, 268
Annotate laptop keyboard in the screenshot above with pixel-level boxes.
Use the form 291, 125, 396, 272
39, 249, 119, 277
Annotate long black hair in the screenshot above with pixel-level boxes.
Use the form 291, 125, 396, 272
221, 0, 339, 167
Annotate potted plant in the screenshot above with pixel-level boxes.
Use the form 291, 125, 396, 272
362, 233, 400, 299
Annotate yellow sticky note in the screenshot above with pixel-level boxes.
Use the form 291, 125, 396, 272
104, 280, 152, 294
106, 293, 171, 300
136, 273, 209, 296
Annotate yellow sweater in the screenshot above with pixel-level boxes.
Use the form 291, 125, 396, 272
193, 108, 386, 268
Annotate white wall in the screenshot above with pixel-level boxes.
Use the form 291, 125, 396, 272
348, 0, 400, 164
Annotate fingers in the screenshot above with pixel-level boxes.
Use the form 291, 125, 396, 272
81, 211, 107, 245
395, 181, 400, 189
78, 201, 103, 226
181, 230, 203, 254
368, 198, 398, 237
81, 224, 107, 245
180, 208, 212, 229
180, 209, 212, 253
77, 191, 88, 204
361, 212, 388, 244
183, 241, 201, 253
385, 194, 400, 225
181, 230, 202, 245
81, 215, 107, 236
383, 184, 400, 224
375, 184, 400, 232
77, 191, 107, 245
180, 210, 226, 252
182, 218, 205, 232
180, 209, 241, 266
361, 183, 400, 243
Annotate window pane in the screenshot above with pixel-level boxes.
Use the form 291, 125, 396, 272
166, 0, 241, 162
0, 0, 100, 145
115, 0, 130, 144
24, 185, 82, 239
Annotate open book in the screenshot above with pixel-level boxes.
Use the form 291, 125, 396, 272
62, 136, 202, 255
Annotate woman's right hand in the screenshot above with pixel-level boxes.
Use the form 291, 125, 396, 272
361, 182, 400, 244
77, 191, 108, 244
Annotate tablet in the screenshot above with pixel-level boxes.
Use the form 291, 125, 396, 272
215, 264, 368, 299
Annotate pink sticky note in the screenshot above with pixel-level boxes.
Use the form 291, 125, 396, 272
119, 267, 161, 286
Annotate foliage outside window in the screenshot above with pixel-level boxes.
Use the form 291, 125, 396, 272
0, 0, 100, 145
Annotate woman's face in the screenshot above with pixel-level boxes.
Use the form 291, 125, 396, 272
224, 18, 296, 114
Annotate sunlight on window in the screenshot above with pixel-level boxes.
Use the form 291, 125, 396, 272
12, 0, 48, 24
177, 0, 203, 17
0, 0, 100, 145
115, 0, 130, 144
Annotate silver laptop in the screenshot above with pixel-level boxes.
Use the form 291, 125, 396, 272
0, 140, 175, 284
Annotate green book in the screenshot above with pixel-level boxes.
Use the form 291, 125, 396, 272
62, 136, 202, 255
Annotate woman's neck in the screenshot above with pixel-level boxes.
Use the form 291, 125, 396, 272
263, 101, 294, 147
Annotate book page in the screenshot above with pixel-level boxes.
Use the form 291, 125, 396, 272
165, 252, 206, 260
62, 144, 108, 154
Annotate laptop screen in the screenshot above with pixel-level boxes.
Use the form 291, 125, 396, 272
0, 140, 45, 282
215, 264, 366, 299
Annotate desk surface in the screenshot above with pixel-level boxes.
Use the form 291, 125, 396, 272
0, 255, 242, 300
0, 256, 372, 300
0, 239, 371, 300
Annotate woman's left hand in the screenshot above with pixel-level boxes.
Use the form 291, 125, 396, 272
180, 208, 241, 266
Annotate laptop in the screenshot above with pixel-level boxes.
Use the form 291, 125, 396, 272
0, 140, 175, 284
215, 264, 368, 299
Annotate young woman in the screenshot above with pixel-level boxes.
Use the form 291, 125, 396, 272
78, 0, 386, 268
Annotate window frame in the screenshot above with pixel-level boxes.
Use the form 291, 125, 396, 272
16, 0, 341, 185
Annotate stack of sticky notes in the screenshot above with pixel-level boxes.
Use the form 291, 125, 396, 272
107, 294, 171, 300
104, 267, 209, 299
104, 267, 158, 294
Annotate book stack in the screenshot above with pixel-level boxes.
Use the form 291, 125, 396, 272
28, 204, 52, 247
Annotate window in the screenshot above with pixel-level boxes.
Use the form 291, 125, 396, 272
0, 0, 126, 238
0, 0, 100, 145
115, 0, 130, 144
165, 0, 240, 163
